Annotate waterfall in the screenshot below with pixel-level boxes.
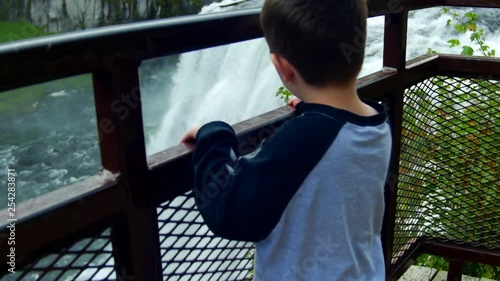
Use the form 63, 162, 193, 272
147, 0, 283, 154
147, 5, 500, 155
146, 38, 283, 154
147, 1, 384, 154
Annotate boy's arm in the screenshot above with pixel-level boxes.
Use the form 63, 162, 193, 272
192, 116, 342, 242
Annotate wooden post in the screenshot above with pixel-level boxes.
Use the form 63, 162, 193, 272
381, 7, 409, 280
447, 259, 464, 281
93, 58, 162, 281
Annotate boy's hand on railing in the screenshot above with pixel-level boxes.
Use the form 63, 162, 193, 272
181, 125, 202, 150
288, 96, 302, 111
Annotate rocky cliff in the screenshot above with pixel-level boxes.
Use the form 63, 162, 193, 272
1, 0, 208, 32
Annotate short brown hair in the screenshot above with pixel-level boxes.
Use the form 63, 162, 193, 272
261, 0, 368, 86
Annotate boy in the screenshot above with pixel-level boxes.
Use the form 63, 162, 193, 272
180, 0, 392, 280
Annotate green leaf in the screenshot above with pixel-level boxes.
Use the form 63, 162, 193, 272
427, 48, 438, 54
470, 32, 481, 42
275, 86, 292, 103
448, 39, 461, 48
459, 93, 469, 100
454, 24, 467, 34
461, 46, 474, 56
446, 19, 452, 27
465, 12, 477, 21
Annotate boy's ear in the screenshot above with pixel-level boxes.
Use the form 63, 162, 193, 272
270, 53, 295, 83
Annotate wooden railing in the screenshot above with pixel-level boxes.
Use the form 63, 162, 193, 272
1, 0, 499, 280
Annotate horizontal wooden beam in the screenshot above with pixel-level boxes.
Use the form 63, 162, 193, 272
406, 0, 445, 11
390, 236, 500, 281
148, 106, 295, 204
444, 0, 500, 8
418, 240, 500, 267
437, 55, 500, 80
0, 172, 124, 272
402, 54, 500, 87
0, 10, 263, 93
406, 0, 500, 10
0, 171, 120, 223
358, 69, 399, 100
405, 54, 439, 86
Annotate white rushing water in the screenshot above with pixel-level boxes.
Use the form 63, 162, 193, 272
1, 1, 499, 280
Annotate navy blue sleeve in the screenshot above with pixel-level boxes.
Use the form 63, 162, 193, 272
192, 115, 343, 242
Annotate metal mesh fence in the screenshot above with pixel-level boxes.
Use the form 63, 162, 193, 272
393, 75, 500, 267
1, 228, 115, 281
157, 191, 254, 281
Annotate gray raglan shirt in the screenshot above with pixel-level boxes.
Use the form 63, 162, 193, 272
192, 100, 392, 281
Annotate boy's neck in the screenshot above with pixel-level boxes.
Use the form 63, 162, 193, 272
299, 80, 378, 116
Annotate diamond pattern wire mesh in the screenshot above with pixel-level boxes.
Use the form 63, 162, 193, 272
158, 191, 254, 281
393, 75, 500, 267
1, 228, 115, 281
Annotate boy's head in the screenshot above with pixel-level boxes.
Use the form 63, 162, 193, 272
261, 0, 368, 88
